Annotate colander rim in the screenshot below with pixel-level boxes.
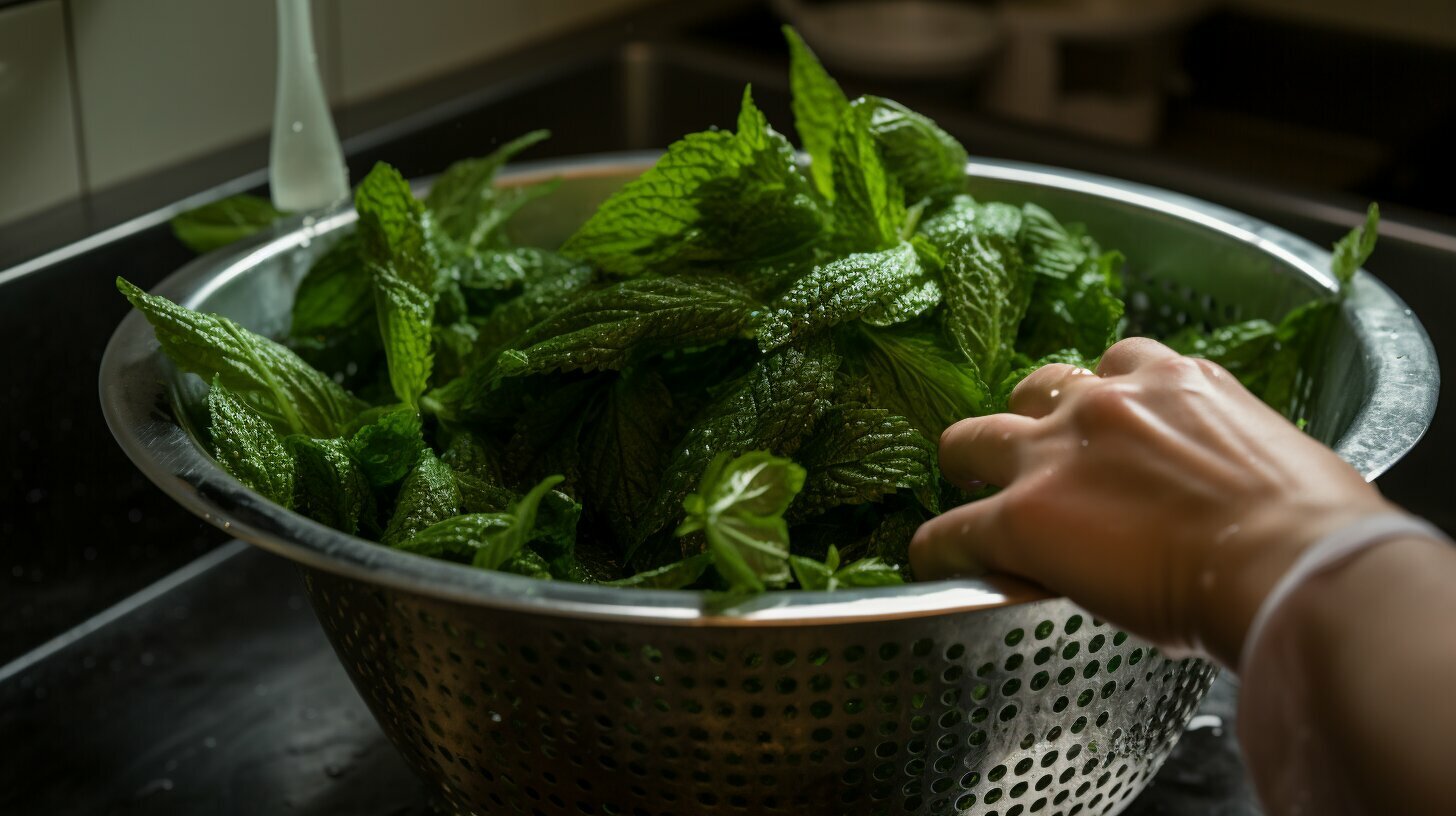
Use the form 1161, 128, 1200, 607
99, 152, 1439, 625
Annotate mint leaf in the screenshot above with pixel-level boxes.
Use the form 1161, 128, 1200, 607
1018, 203, 1085, 280
791, 544, 904, 590
528, 489, 584, 580
562, 88, 821, 276
633, 338, 841, 558
502, 548, 554, 579
171, 194, 286, 253
492, 275, 761, 380
441, 432, 518, 513
118, 277, 365, 438
472, 253, 596, 351
396, 475, 563, 568
207, 378, 294, 507
289, 233, 372, 339
831, 554, 905, 587
347, 404, 425, 487
382, 451, 462, 545
1019, 250, 1125, 360
395, 513, 508, 560
286, 436, 372, 534
783, 26, 849, 199
760, 242, 937, 350
371, 263, 435, 406
1014, 206, 1124, 359
924, 230, 1030, 383
677, 451, 805, 593
1331, 203, 1378, 286
426, 130, 550, 249
919, 196, 1023, 247
472, 475, 564, 569
992, 349, 1090, 413
865, 97, 968, 205
580, 369, 679, 550
791, 404, 935, 519
355, 163, 438, 293
606, 553, 713, 589
830, 100, 905, 251
849, 323, 988, 437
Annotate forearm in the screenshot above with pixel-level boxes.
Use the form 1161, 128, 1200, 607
1238, 534, 1456, 814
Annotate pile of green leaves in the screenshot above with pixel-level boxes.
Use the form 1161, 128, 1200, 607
128, 27, 1375, 595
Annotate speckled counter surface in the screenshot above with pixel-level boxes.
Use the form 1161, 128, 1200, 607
0, 544, 1260, 816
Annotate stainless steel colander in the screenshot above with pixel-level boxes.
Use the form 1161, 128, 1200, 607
100, 155, 1438, 816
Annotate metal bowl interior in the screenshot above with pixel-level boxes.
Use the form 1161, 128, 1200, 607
98, 152, 1438, 624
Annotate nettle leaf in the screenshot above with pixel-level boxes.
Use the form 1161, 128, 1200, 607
371, 264, 435, 406
491, 275, 762, 380
791, 544, 904, 591
382, 451, 462, 546
865, 97, 968, 205
935, 231, 1031, 383
830, 100, 905, 251
562, 89, 821, 276
849, 323, 988, 437
634, 338, 841, 559
286, 436, 372, 534
1331, 203, 1378, 286
783, 25, 849, 200
355, 162, 437, 293
676, 451, 805, 593
791, 404, 935, 519
348, 405, 425, 487
426, 130, 549, 249
580, 369, 679, 550
760, 242, 937, 351
1019, 250, 1125, 361
290, 233, 372, 339
118, 278, 365, 438
207, 378, 294, 507
171, 194, 287, 253
607, 553, 713, 589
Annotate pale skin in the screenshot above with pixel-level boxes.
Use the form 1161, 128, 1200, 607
911, 337, 1456, 814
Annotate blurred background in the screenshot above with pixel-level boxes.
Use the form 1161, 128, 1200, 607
0, 1, 1452, 813
1, 0, 1454, 259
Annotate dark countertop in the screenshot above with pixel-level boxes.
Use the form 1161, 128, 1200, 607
0, 544, 1259, 816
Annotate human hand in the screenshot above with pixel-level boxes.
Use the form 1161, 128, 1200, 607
910, 337, 1396, 668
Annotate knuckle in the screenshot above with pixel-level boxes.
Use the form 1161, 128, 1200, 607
1075, 383, 1139, 426
1148, 355, 1203, 379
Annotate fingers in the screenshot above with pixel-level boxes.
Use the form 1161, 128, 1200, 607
909, 498, 1007, 581
939, 413, 1038, 488
1095, 337, 1179, 377
1008, 363, 1099, 418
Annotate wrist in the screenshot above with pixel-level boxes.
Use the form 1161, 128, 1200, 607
1188, 496, 1398, 669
